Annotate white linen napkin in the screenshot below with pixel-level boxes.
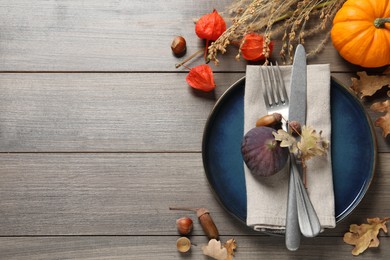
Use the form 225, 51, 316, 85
244, 64, 336, 231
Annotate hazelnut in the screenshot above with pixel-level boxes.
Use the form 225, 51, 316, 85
171, 36, 187, 57
176, 217, 193, 235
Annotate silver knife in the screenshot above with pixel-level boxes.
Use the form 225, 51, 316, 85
285, 44, 321, 250
290, 45, 321, 238
285, 44, 304, 251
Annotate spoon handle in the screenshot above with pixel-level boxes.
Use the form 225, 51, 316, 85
285, 161, 300, 251
291, 156, 321, 237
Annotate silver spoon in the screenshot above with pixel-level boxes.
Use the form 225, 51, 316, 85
285, 161, 300, 251
291, 155, 321, 237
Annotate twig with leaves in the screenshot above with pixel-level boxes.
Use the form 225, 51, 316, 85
273, 121, 329, 186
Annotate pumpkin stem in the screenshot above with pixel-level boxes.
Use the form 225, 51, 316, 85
374, 18, 390, 28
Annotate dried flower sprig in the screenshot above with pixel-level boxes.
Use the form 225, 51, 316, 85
208, 0, 346, 65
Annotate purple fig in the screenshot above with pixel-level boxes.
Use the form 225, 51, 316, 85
241, 126, 289, 178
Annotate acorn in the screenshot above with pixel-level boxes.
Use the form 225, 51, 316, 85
196, 208, 219, 240
169, 207, 219, 240
176, 217, 193, 235
171, 36, 187, 57
256, 113, 282, 127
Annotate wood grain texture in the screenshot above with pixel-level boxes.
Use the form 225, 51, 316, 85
0, 0, 360, 72
0, 235, 388, 259
0, 153, 389, 236
0, 73, 388, 152
0, 0, 389, 258
0, 73, 240, 152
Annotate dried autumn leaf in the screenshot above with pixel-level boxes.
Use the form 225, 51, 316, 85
273, 129, 298, 154
186, 64, 216, 92
202, 239, 228, 260
370, 99, 390, 137
350, 71, 390, 98
273, 125, 328, 186
343, 217, 390, 256
273, 126, 329, 160
224, 239, 237, 260
298, 126, 329, 161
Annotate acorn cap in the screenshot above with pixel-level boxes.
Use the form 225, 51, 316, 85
176, 237, 191, 253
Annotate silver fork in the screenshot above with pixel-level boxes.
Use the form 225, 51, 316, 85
260, 64, 321, 249
260, 63, 289, 129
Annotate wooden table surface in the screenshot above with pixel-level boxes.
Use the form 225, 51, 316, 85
0, 0, 389, 259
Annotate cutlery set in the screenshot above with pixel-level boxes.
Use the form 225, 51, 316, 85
260, 44, 321, 250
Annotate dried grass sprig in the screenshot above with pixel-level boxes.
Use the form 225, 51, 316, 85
208, 0, 346, 64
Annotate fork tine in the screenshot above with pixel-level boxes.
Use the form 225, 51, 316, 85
275, 62, 288, 104
260, 63, 289, 129
260, 63, 289, 120
264, 66, 276, 106
260, 67, 271, 108
270, 63, 282, 105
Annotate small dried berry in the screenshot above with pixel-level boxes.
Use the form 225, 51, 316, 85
289, 121, 302, 136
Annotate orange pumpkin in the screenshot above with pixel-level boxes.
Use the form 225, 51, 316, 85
331, 0, 390, 68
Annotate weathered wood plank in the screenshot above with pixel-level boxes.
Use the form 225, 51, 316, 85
0, 73, 388, 152
0, 235, 388, 259
0, 153, 389, 236
0, 1, 387, 259
0, 73, 241, 152
0, 0, 360, 72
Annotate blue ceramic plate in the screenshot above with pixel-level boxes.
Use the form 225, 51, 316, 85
202, 77, 376, 225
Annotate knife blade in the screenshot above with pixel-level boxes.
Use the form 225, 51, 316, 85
289, 44, 307, 124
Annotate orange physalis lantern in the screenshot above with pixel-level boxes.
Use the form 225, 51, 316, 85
240, 33, 274, 61
186, 64, 216, 92
195, 9, 226, 41
195, 9, 226, 60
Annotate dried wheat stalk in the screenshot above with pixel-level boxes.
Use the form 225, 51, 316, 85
208, 0, 346, 65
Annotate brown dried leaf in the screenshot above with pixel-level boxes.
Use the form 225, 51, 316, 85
350, 71, 390, 98
343, 217, 389, 256
370, 99, 390, 137
202, 239, 228, 260
224, 238, 237, 260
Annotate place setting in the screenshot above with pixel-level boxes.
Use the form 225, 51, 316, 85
202, 44, 377, 249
